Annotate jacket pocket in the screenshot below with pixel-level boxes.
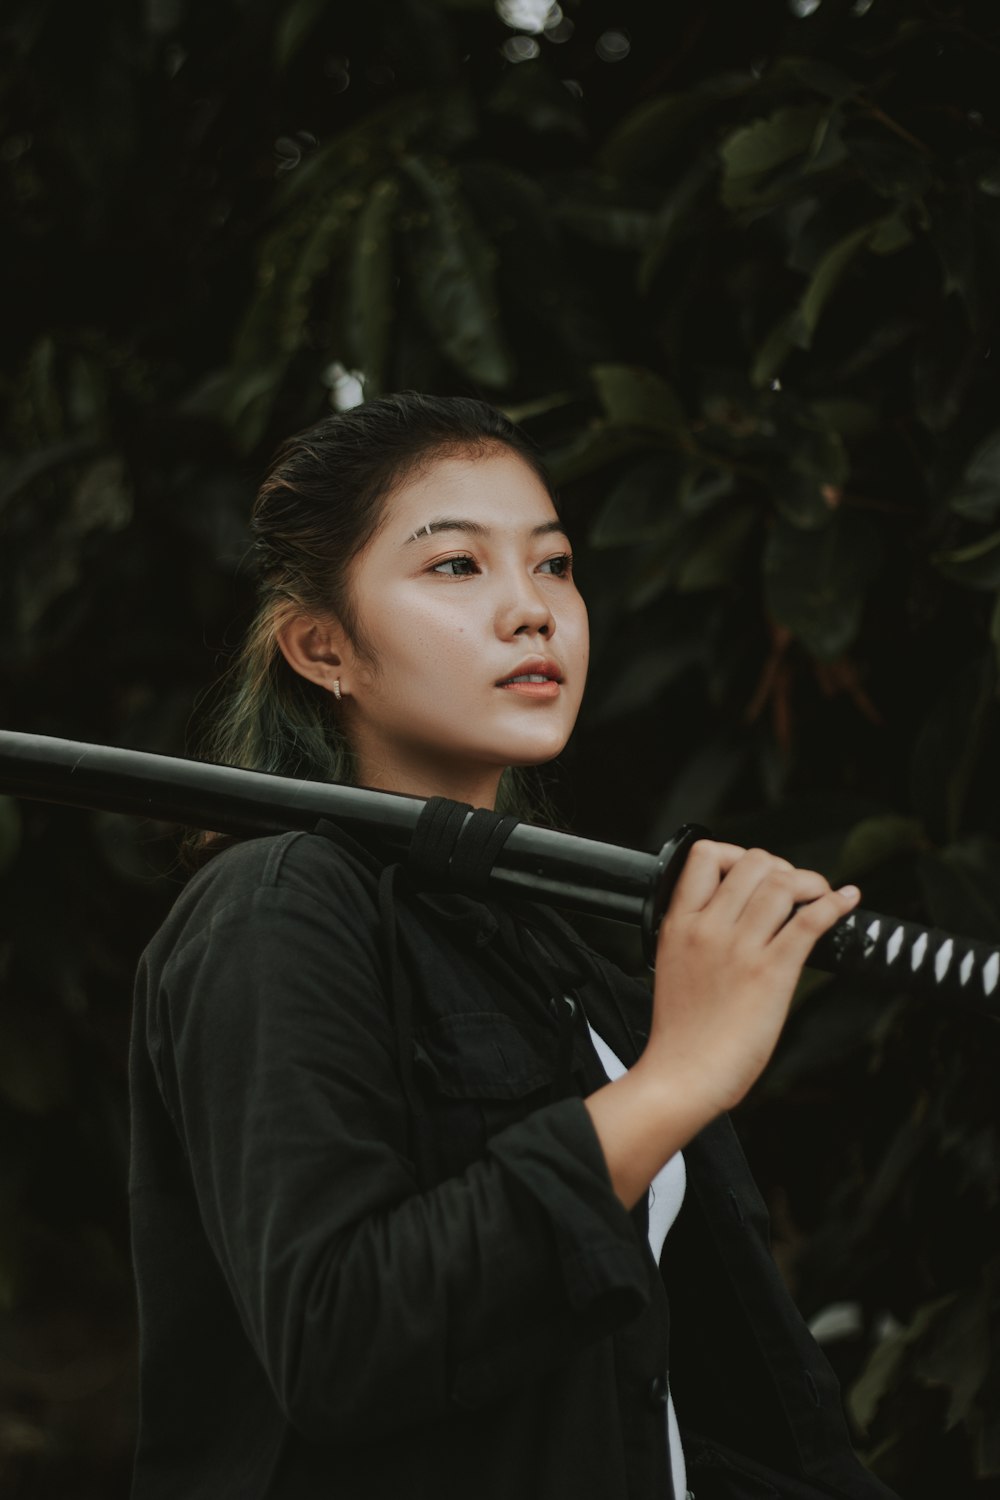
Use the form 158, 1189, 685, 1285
412, 1011, 556, 1181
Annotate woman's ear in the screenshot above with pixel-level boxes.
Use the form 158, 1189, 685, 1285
276, 613, 347, 695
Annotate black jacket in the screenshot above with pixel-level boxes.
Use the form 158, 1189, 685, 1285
129, 823, 898, 1500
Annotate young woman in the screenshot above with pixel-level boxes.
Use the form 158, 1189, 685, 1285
129, 394, 897, 1500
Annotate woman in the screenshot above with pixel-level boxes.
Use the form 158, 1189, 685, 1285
129, 393, 896, 1500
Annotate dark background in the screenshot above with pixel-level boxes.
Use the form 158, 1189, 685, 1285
3, 0, 1000, 1494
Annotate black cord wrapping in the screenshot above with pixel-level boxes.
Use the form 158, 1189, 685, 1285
408, 796, 519, 894
406, 796, 471, 879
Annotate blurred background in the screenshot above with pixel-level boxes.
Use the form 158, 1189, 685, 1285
3, 0, 1000, 1494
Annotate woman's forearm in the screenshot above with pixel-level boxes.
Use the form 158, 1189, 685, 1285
584, 1064, 711, 1211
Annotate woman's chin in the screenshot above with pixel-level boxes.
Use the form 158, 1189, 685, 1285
498, 732, 571, 767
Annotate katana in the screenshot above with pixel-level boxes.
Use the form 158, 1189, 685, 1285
1, 731, 998, 1015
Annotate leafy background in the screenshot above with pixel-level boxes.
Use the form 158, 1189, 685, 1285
2, 0, 1000, 1494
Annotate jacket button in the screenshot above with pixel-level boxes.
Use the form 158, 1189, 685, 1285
647, 1374, 669, 1408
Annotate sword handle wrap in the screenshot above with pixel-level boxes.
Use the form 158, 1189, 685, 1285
809, 907, 1000, 1011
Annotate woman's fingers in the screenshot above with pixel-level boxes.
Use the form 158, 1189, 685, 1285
671, 843, 799, 927
667, 840, 858, 960
770, 883, 861, 962
704, 847, 798, 927
668, 839, 749, 913
736, 866, 833, 943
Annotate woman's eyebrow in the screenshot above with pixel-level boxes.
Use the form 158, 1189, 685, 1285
403, 517, 570, 545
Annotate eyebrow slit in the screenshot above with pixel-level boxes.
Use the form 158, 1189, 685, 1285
404, 517, 570, 546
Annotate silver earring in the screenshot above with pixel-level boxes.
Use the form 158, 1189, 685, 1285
332, 679, 342, 702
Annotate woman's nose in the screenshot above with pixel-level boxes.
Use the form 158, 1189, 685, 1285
496, 572, 555, 638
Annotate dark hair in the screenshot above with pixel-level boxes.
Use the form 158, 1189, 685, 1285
199, 391, 560, 818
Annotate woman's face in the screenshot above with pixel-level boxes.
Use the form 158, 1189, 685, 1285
333, 446, 589, 807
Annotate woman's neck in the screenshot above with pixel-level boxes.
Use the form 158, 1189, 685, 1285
352, 750, 502, 811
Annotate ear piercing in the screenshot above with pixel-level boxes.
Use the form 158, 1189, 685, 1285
332, 679, 342, 702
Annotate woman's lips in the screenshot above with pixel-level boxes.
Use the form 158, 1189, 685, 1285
497, 680, 561, 699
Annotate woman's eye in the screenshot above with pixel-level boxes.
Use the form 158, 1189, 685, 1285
431, 554, 479, 576
429, 552, 573, 578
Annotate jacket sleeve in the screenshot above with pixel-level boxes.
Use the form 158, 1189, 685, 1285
144, 863, 651, 1444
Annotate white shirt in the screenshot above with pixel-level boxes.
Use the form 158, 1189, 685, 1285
587, 1025, 689, 1500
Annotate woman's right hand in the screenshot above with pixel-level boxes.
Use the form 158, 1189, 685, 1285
584, 839, 860, 1209
636, 840, 860, 1122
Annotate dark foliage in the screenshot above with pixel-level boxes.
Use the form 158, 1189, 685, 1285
2, 0, 1000, 1494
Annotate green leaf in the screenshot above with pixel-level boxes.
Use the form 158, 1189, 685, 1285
590, 364, 688, 441
23, 335, 63, 441
637, 156, 717, 296
218, 361, 291, 454
500, 390, 577, 425
929, 197, 979, 317
793, 222, 879, 346
808, 397, 879, 440
344, 176, 399, 393
590, 456, 701, 558
764, 511, 882, 659
279, 94, 432, 208
544, 422, 656, 488
275, 0, 328, 71
832, 815, 927, 885
917, 837, 1000, 944
400, 154, 515, 388
456, 159, 581, 351
653, 735, 749, 836
909, 657, 996, 843
778, 55, 859, 102
625, 533, 688, 612
721, 104, 824, 178
849, 1296, 955, 1433
764, 983, 889, 1092
613, 502, 751, 611
286, 190, 366, 350
66, 350, 111, 431
598, 93, 709, 177
933, 528, 1000, 591
977, 158, 1000, 197
555, 193, 657, 251
718, 104, 826, 209
675, 504, 755, 592
585, 637, 706, 725
231, 182, 365, 385
597, 74, 749, 177
589, 454, 686, 548
0, 438, 99, 514
72, 454, 132, 533
751, 313, 799, 390
756, 217, 906, 384
767, 424, 849, 530
869, 212, 914, 256
679, 467, 736, 517
949, 432, 1000, 524
912, 1281, 992, 1430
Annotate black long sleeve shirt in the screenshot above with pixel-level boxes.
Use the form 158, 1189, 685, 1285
129, 825, 898, 1500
